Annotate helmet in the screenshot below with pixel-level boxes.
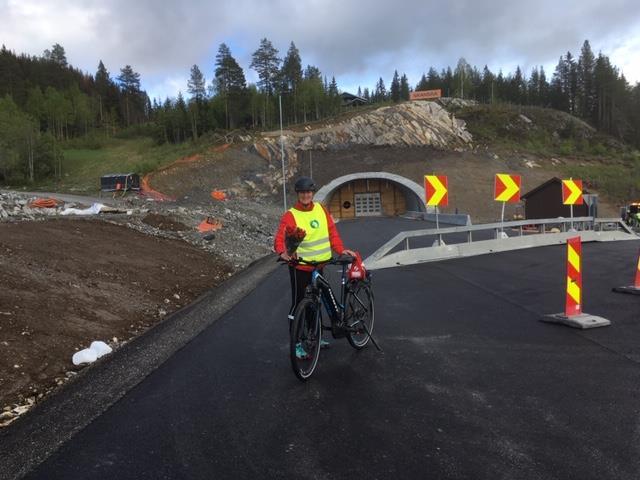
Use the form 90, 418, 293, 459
294, 176, 317, 192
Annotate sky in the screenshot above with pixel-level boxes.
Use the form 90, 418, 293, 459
2, 0, 640, 101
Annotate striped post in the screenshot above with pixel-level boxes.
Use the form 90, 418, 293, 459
612, 249, 640, 295
544, 236, 610, 328
565, 236, 582, 317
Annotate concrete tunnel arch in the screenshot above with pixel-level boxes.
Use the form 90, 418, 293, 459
314, 172, 426, 219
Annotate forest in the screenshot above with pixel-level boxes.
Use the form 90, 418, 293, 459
0, 38, 639, 183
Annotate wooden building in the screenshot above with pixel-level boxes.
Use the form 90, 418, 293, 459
522, 177, 596, 219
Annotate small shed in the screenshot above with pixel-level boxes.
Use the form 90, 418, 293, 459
100, 173, 140, 192
522, 177, 597, 219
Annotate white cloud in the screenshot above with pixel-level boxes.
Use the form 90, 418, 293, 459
1, 0, 639, 98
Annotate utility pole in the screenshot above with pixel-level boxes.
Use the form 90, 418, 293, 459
309, 150, 313, 178
279, 95, 287, 212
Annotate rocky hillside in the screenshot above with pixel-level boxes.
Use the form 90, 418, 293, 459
227, 100, 475, 197
148, 99, 631, 220
265, 100, 473, 151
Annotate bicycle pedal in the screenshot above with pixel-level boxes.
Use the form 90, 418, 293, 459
331, 324, 347, 339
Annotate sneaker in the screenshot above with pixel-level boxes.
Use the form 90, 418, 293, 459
295, 343, 309, 359
320, 339, 331, 349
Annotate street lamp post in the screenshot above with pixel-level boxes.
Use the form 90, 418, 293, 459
279, 95, 286, 212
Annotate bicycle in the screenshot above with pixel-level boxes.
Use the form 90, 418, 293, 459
283, 254, 380, 381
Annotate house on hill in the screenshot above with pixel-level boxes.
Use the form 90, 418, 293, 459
340, 92, 368, 107
522, 177, 597, 219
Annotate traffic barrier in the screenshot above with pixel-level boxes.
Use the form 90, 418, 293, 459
612, 250, 640, 295
542, 236, 611, 329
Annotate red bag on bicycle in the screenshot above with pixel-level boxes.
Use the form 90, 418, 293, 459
347, 252, 366, 280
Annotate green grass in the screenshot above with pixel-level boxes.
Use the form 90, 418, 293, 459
562, 156, 640, 204
457, 103, 625, 158
35, 137, 206, 193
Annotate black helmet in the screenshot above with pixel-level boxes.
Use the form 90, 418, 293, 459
294, 176, 317, 192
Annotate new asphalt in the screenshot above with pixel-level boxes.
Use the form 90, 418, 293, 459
14, 218, 640, 479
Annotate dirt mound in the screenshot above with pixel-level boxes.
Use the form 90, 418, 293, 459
0, 218, 233, 423
142, 213, 188, 232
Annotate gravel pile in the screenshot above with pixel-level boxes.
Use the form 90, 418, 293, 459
0, 191, 281, 268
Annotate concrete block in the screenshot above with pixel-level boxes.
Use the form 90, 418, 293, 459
541, 313, 611, 329
612, 286, 640, 295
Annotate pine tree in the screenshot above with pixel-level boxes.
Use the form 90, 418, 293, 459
117, 65, 141, 126
43, 43, 67, 67
215, 43, 247, 129
577, 40, 596, 121
427, 67, 441, 90
416, 74, 428, 91
250, 38, 280, 96
480, 65, 495, 104
187, 65, 206, 139
400, 73, 410, 100
250, 38, 280, 126
551, 56, 569, 112
538, 66, 549, 106
565, 52, 578, 114
528, 67, 540, 105
187, 64, 206, 101
390, 70, 401, 102
511, 66, 525, 104
281, 42, 303, 122
375, 77, 386, 102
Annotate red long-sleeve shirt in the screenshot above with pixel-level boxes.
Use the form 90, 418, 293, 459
274, 201, 345, 271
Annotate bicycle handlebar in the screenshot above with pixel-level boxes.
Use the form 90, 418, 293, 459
276, 254, 355, 267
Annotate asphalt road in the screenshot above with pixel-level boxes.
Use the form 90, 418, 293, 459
22, 217, 640, 480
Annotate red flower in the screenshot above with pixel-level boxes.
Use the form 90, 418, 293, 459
285, 226, 306, 254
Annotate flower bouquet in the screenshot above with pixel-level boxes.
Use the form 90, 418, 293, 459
285, 225, 306, 256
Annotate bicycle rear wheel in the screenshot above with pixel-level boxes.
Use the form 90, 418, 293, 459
290, 297, 322, 380
345, 280, 375, 349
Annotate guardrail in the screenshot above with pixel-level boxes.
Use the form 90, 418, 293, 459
364, 217, 638, 270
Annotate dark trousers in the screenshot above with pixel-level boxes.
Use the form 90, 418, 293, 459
288, 266, 316, 315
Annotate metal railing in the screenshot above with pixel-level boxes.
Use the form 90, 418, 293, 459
365, 217, 636, 268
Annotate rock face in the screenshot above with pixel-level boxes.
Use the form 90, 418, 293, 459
246, 100, 474, 192
266, 100, 472, 152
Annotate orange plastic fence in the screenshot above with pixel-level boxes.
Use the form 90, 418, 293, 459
28, 198, 60, 208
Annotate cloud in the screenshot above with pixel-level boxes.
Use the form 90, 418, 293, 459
1, 0, 639, 98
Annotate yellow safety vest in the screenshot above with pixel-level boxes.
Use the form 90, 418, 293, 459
289, 202, 332, 262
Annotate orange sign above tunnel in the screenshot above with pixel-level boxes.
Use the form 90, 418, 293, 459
410, 89, 442, 100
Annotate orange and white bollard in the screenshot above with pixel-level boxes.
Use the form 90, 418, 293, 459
612, 250, 640, 295
543, 236, 611, 329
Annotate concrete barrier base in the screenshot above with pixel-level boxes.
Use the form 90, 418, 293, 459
612, 286, 640, 295
542, 313, 611, 329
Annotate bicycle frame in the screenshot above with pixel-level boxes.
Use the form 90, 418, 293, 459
309, 263, 349, 325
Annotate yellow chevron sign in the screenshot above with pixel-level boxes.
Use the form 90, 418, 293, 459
494, 174, 521, 203
424, 175, 448, 206
562, 179, 583, 205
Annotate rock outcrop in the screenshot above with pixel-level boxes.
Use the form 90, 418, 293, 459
247, 100, 474, 192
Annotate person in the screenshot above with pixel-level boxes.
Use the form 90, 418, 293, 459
274, 176, 356, 354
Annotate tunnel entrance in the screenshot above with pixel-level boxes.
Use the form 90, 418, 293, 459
315, 172, 426, 220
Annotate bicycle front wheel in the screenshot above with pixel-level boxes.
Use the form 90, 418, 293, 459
345, 280, 375, 350
290, 297, 322, 381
